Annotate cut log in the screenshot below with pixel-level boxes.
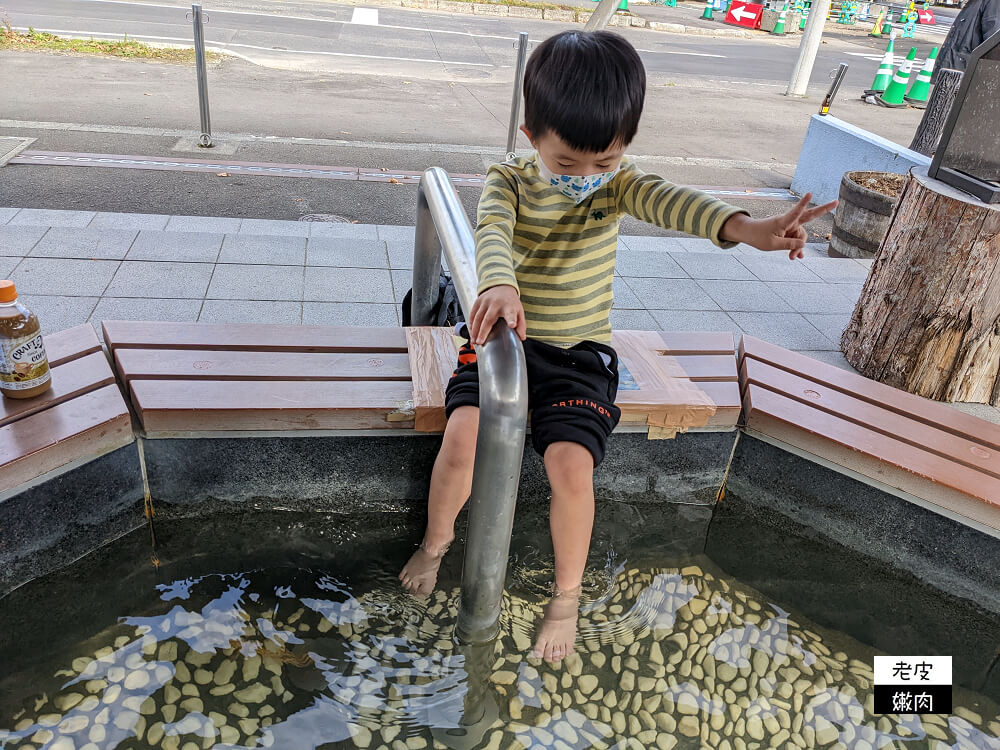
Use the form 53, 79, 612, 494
841, 167, 1000, 405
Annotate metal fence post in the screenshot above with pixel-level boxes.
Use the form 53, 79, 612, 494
505, 32, 530, 162
190, 4, 213, 148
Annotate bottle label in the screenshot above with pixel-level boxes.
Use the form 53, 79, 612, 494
1, 332, 51, 391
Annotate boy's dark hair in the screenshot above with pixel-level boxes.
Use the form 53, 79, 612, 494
523, 30, 646, 153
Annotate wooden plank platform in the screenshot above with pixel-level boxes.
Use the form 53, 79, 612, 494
739, 335, 1000, 530
105, 322, 741, 438
0, 325, 132, 495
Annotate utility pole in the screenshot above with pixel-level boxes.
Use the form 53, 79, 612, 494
585, 0, 620, 30
786, 0, 833, 96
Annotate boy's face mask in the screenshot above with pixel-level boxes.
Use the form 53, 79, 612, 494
536, 156, 620, 204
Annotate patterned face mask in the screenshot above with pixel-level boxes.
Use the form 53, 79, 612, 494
536, 156, 620, 204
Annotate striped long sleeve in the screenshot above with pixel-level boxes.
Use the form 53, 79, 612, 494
472, 155, 748, 347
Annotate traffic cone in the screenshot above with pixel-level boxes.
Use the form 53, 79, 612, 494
800, 6, 809, 28
869, 7, 884, 35
905, 46, 937, 106
772, 3, 788, 33
701, 0, 713, 19
878, 46, 917, 106
866, 37, 895, 93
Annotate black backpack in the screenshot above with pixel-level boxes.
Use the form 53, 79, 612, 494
401, 273, 465, 327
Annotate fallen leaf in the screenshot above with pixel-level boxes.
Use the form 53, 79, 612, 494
825, 233, 832, 240
216, 172, 230, 177
389, 178, 400, 184
340, 130, 352, 134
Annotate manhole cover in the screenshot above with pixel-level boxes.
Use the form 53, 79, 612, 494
298, 213, 352, 223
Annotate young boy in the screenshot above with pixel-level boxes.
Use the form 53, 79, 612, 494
400, 30, 835, 663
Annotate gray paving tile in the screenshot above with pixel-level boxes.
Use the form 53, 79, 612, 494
617, 235, 688, 253
0, 208, 20, 226
89, 212, 170, 231
728, 312, 835, 350
8, 209, 96, 227
804, 312, 853, 344
0, 257, 19, 277
376, 225, 415, 242
854, 258, 875, 269
799, 257, 871, 283
106, 261, 214, 299
306, 238, 388, 268
767, 282, 857, 314
621, 277, 720, 311
207, 264, 304, 301
0, 226, 48, 255
239, 218, 311, 237
801, 243, 829, 258
695, 279, 793, 313
795, 349, 857, 372
128, 231, 224, 262
91, 297, 200, 324
671, 253, 755, 280
220, 235, 307, 265
304, 267, 394, 303
19, 295, 99, 334
30, 227, 138, 260
832, 282, 864, 302
614, 250, 688, 278
164, 215, 242, 234
310, 222, 379, 240
199, 299, 302, 324
12, 257, 119, 296
675, 237, 736, 254
302, 302, 399, 327
736, 255, 823, 282
648, 309, 741, 334
609, 309, 659, 330
391, 269, 413, 305
612, 277, 643, 310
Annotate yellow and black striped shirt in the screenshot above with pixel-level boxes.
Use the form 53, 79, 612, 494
475, 154, 748, 347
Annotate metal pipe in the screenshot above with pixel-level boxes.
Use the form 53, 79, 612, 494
505, 33, 530, 162
819, 62, 849, 115
412, 167, 528, 645
191, 4, 213, 147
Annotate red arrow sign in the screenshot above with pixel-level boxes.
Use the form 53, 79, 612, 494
917, 8, 935, 22
725, 1, 764, 27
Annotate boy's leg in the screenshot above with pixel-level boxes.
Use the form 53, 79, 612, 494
399, 406, 479, 596
532, 440, 595, 662
524, 340, 621, 662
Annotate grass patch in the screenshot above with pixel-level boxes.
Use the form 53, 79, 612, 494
0, 26, 222, 63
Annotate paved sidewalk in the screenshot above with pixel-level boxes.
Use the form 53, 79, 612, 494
1, 206, 996, 424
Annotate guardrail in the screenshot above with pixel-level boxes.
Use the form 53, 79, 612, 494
411, 167, 529, 644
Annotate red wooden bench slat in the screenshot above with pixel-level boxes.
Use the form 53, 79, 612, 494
739, 335, 1000, 451
743, 357, 998, 479
102, 321, 408, 354
744, 383, 1000, 507
658, 331, 735, 355
115, 350, 412, 383
0, 352, 117, 429
0, 385, 132, 494
129, 379, 416, 432
44, 324, 102, 367
665, 354, 739, 382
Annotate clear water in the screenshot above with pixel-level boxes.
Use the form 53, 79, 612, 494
1, 508, 999, 750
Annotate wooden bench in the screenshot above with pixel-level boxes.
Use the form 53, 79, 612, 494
738, 335, 1000, 531
0, 324, 133, 497
102, 321, 741, 438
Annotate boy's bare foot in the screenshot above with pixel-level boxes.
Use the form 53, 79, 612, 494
531, 584, 582, 663
398, 538, 453, 596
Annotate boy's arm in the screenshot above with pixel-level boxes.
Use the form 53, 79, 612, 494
476, 166, 520, 295
615, 162, 748, 249
470, 166, 527, 345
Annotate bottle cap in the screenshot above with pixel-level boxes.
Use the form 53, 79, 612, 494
0, 281, 16, 303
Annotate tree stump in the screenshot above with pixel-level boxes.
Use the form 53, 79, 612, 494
841, 167, 1000, 405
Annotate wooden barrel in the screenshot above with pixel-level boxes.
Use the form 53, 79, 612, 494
828, 171, 903, 259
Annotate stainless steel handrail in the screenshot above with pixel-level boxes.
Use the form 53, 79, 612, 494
411, 167, 528, 645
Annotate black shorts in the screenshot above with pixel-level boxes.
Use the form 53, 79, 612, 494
444, 328, 622, 465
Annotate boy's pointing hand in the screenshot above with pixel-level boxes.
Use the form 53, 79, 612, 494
469, 284, 527, 345
721, 193, 838, 260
